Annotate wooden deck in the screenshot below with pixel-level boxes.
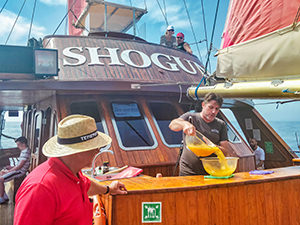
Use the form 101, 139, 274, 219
0, 180, 15, 225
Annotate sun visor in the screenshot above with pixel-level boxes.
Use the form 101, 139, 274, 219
75, 0, 147, 33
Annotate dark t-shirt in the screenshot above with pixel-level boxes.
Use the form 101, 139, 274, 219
179, 112, 228, 176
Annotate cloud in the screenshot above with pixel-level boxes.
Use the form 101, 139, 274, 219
40, 0, 67, 6
0, 10, 46, 45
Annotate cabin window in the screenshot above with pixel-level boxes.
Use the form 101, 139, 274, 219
50, 111, 57, 137
70, 101, 106, 133
148, 102, 182, 147
111, 102, 157, 150
33, 111, 43, 154
221, 109, 245, 143
70, 101, 110, 149
0, 111, 22, 149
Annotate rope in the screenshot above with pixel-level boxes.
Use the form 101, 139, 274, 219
292, 5, 300, 29
155, 0, 168, 26
182, 0, 203, 63
194, 76, 206, 100
254, 99, 300, 106
194, 0, 221, 100
5, 0, 27, 45
1, 133, 16, 140
163, 0, 167, 24
200, 0, 211, 72
45, 0, 79, 47
178, 84, 182, 103
65, 3, 68, 35
204, 0, 220, 76
28, 0, 37, 41
70, 9, 90, 33
0, 0, 9, 14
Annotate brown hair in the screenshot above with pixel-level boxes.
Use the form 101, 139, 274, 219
203, 93, 223, 107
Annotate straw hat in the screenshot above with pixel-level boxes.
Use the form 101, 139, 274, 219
43, 114, 112, 157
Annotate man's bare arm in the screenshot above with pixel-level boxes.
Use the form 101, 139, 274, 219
169, 118, 196, 136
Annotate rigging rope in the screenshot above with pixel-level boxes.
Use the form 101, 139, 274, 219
0, 0, 9, 15
195, 0, 220, 100
155, 0, 168, 26
5, 0, 27, 45
200, 0, 211, 72
204, 0, 220, 75
28, 0, 37, 41
292, 5, 300, 29
254, 99, 300, 107
45, 0, 79, 47
182, 0, 203, 63
70, 9, 90, 33
163, 0, 167, 24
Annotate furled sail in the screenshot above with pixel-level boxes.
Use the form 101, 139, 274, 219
216, 0, 300, 81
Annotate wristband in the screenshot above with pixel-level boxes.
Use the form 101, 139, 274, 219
104, 185, 110, 194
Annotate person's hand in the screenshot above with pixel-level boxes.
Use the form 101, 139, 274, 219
108, 181, 127, 195
182, 122, 196, 136
0, 169, 8, 176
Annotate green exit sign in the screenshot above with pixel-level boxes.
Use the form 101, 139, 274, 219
142, 202, 162, 223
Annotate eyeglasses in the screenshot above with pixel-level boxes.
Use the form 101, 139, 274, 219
168, 29, 174, 32
177, 37, 183, 39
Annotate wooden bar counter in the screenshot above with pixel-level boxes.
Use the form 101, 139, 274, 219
95, 166, 300, 225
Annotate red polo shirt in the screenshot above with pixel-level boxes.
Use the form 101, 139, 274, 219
14, 157, 93, 225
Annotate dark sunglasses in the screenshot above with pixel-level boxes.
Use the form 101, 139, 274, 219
168, 29, 174, 32
177, 37, 183, 39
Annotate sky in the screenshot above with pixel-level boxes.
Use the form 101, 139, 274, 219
1, 0, 300, 122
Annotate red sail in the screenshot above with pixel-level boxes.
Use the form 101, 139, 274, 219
68, 0, 87, 36
222, 0, 300, 48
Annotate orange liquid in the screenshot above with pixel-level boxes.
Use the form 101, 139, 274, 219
187, 144, 219, 157
188, 144, 232, 176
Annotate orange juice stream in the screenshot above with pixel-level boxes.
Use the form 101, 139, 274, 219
187, 144, 230, 170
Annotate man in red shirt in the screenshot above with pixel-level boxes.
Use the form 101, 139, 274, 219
14, 114, 127, 225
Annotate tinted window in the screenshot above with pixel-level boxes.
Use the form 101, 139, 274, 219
70, 101, 104, 132
112, 102, 154, 148
149, 102, 182, 146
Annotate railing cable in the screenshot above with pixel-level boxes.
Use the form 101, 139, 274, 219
5, 0, 27, 45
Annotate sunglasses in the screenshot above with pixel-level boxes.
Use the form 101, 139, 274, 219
168, 29, 174, 32
177, 37, 183, 39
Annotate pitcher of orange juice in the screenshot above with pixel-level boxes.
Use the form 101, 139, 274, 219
185, 131, 219, 157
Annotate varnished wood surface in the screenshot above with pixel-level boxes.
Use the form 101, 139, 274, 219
58, 94, 181, 177
46, 35, 204, 84
97, 166, 300, 193
98, 166, 300, 225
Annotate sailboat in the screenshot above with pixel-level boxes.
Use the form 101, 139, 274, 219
1, 0, 300, 224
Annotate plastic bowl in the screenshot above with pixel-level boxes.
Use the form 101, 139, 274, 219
200, 157, 239, 177
185, 131, 217, 157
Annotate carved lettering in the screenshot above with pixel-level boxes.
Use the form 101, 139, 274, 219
86, 47, 124, 66
121, 50, 151, 68
171, 56, 197, 74
151, 53, 179, 71
63, 47, 86, 66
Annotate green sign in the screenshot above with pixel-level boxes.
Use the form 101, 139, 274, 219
142, 202, 162, 223
265, 141, 274, 154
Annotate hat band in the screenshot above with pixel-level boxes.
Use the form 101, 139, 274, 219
57, 130, 98, 145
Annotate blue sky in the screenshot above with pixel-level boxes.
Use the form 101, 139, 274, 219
1, 0, 300, 122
